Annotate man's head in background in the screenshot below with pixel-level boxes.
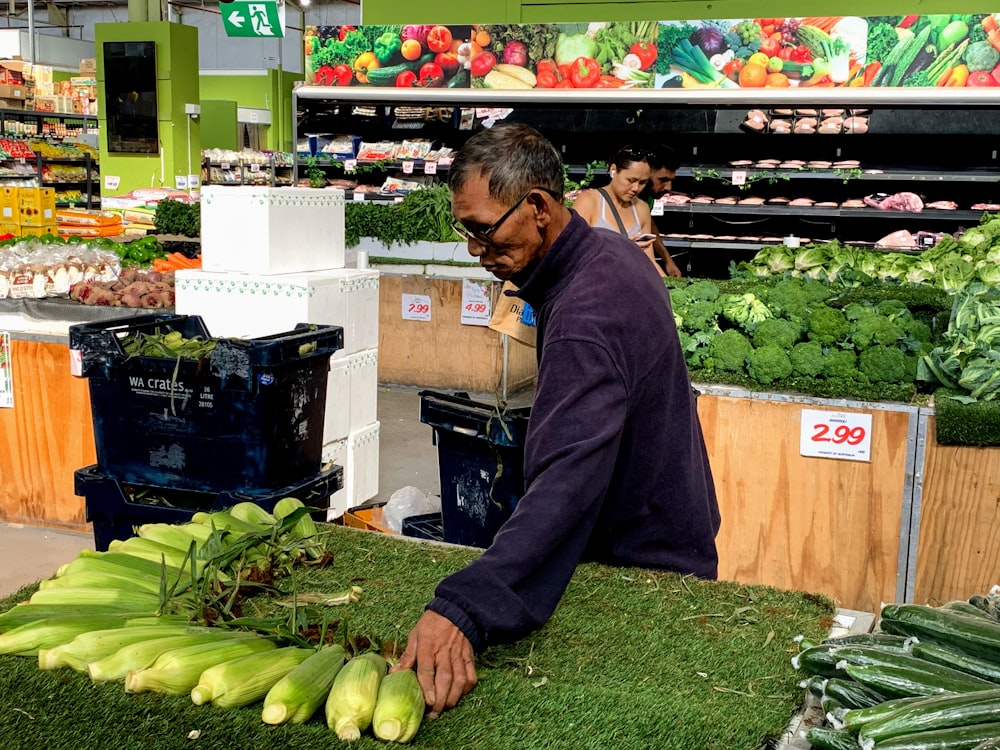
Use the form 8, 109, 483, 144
647, 145, 679, 197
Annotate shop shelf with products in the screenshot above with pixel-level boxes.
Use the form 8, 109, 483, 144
293, 87, 1000, 278
201, 149, 294, 188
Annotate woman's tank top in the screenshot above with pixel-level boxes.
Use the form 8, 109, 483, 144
592, 189, 642, 237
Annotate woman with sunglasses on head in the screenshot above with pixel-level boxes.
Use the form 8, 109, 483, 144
571, 145, 665, 278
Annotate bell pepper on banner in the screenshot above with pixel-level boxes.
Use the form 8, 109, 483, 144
569, 56, 601, 88
374, 31, 402, 64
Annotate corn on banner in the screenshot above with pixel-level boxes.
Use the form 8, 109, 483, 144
301, 15, 1000, 90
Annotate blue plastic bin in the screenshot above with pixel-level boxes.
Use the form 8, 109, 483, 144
419, 391, 530, 549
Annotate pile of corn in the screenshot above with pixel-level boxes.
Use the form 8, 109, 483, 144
0, 498, 426, 744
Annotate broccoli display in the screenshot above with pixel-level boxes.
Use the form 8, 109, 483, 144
747, 346, 793, 385
807, 306, 851, 345
706, 329, 753, 373
789, 341, 826, 377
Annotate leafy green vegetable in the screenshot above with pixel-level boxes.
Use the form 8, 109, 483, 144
313, 30, 371, 70
866, 22, 900, 65
487, 24, 559, 67
154, 199, 200, 237
656, 23, 697, 75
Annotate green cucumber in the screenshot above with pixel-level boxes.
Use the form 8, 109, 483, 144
447, 68, 469, 88
859, 689, 1000, 744
890, 24, 933, 86
804, 674, 828, 698
941, 601, 994, 619
805, 726, 860, 750
794, 644, 846, 678
823, 677, 891, 710
872, 721, 1000, 749
823, 633, 911, 650
823, 694, 846, 715
365, 61, 420, 86
844, 662, 995, 699
880, 604, 1000, 664
910, 641, 1000, 685
842, 695, 934, 732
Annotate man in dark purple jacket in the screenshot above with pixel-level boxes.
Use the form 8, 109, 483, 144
395, 123, 720, 718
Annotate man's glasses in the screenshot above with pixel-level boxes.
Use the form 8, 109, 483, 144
452, 186, 562, 245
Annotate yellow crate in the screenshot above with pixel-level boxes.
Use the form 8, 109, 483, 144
19, 224, 58, 238
19, 187, 56, 225
0, 187, 18, 223
0, 222, 17, 237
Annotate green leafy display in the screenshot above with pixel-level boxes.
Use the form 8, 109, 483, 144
154, 199, 201, 238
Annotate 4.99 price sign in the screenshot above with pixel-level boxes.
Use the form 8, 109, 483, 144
799, 409, 872, 463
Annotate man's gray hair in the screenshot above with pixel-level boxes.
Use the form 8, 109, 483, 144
448, 123, 564, 205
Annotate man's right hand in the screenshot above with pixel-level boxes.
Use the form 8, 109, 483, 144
393, 610, 478, 718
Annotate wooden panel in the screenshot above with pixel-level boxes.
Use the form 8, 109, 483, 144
378, 275, 537, 393
697, 394, 910, 613
914, 415, 1000, 604
0, 339, 95, 530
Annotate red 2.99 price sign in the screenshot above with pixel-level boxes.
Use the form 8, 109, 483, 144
799, 409, 872, 463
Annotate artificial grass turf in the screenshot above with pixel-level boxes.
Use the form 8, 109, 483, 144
0, 525, 834, 750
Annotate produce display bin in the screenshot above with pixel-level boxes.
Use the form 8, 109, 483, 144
68, 314, 343, 493
401, 512, 445, 542
76, 463, 343, 551
419, 390, 530, 549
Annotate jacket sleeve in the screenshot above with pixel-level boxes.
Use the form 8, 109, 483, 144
427, 336, 627, 650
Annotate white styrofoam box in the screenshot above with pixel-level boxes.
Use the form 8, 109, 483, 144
174, 267, 379, 355
324, 357, 350, 444
200, 186, 346, 275
346, 421, 380, 508
323, 438, 349, 520
349, 348, 378, 432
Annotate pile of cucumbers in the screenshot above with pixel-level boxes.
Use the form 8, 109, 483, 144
795, 591, 1000, 749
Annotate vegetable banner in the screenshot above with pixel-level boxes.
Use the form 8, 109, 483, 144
302, 15, 1000, 90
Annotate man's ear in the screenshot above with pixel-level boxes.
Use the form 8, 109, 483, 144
528, 191, 555, 228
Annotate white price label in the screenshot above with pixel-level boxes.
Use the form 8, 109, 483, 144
423, 161, 437, 175
731, 170, 747, 186
249, 163, 261, 173
175, 175, 188, 189
460, 278, 491, 326
651, 198, 665, 217
221, 162, 230, 171
394, 197, 404, 203
800, 409, 873, 462
438, 156, 454, 166
344, 159, 357, 174
402, 293, 431, 321
188, 174, 201, 189
401, 160, 414, 174
104, 175, 121, 191
352, 192, 366, 202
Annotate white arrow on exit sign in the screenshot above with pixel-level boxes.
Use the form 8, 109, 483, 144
228, 9, 245, 28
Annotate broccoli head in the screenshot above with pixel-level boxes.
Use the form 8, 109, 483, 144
849, 312, 905, 349
858, 346, 916, 384
669, 287, 691, 313
902, 317, 933, 344
789, 341, 826, 377
705, 329, 753, 373
686, 279, 720, 302
681, 300, 721, 333
747, 345, 793, 385
807, 305, 851, 345
752, 318, 802, 350
822, 348, 858, 379
875, 299, 909, 319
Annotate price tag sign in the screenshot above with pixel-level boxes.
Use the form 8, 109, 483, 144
175, 175, 188, 190
800, 409, 873, 462
438, 156, 454, 166
402, 293, 431, 322
104, 175, 120, 191
249, 163, 261, 173
460, 278, 491, 326
344, 159, 357, 174
651, 198, 665, 217
731, 170, 747, 186
352, 192, 366, 202
221, 162, 230, 171
401, 160, 414, 174
423, 161, 437, 175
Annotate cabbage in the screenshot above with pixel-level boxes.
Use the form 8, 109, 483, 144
554, 33, 599, 66
690, 27, 727, 58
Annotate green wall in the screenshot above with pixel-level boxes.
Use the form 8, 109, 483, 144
96, 22, 201, 197
199, 69, 298, 153
200, 100, 239, 150
362, 0, 998, 23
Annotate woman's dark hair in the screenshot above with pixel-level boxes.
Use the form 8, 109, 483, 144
610, 145, 652, 171
448, 123, 564, 204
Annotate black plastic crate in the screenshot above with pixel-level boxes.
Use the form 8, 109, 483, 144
69, 314, 343, 493
401, 512, 445, 542
76, 463, 343, 552
419, 390, 530, 549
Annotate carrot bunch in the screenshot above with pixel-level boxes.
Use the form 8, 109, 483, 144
799, 16, 841, 33
153, 252, 201, 272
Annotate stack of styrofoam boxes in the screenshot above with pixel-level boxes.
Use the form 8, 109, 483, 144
175, 185, 380, 519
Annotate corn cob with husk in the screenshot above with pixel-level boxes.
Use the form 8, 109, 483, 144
227, 502, 277, 527
190, 646, 313, 708
135, 522, 213, 551
38, 569, 167, 594
124, 636, 277, 694
0, 615, 130, 656
59, 550, 192, 581
373, 669, 426, 743
29, 586, 163, 611
39, 624, 217, 671
0, 604, 151, 634
262, 644, 346, 725
107, 537, 204, 572
191, 510, 269, 536
88, 631, 261, 682
326, 652, 388, 740
273, 497, 324, 559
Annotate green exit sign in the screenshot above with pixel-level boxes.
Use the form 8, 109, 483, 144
222, 1, 285, 38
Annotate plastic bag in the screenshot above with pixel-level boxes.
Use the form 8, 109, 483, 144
383, 486, 441, 533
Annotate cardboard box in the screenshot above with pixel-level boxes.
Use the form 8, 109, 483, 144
19, 187, 56, 225
0, 97, 24, 110
19, 224, 58, 237
79, 58, 96, 74
200, 186, 346, 275
0, 187, 18, 222
32, 96, 55, 113
0, 84, 25, 100
0, 60, 28, 86
0, 222, 17, 237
